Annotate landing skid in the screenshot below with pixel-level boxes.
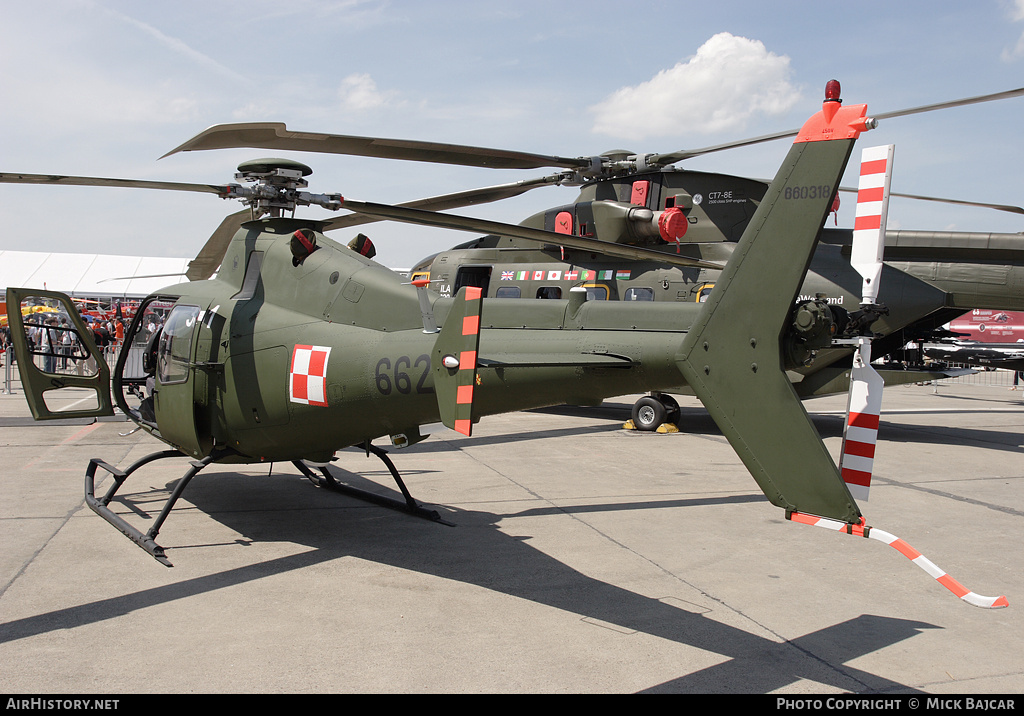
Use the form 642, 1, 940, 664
85, 450, 213, 567
293, 443, 454, 526
84, 443, 451, 566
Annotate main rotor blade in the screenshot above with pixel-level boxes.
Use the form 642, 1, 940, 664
186, 209, 255, 280
336, 198, 724, 270
0, 172, 229, 195
650, 129, 802, 165
651, 86, 1024, 167
868, 190, 1024, 216
322, 174, 566, 232
871, 86, 1024, 121
761, 179, 1024, 217
162, 122, 595, 171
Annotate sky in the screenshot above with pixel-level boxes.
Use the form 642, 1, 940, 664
2, 0, 1023, 271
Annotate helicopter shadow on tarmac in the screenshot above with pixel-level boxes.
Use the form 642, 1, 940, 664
808, 406, 1024, 454
0, 447, 936, 694
538, 397, 1024, 453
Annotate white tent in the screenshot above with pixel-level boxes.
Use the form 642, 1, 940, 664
0, 250, 192, 298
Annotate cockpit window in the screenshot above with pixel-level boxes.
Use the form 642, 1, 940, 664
157, 305, 201, 384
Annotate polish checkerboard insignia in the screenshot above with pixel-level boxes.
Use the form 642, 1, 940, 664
290, 344, 331, 407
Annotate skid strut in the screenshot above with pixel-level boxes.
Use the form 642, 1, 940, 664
86, 450, 215, 567
293, 443, 453, 525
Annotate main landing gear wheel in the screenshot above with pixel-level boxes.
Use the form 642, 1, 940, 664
630, 394, 680, 431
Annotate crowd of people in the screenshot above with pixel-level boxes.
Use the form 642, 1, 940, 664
0, 298, 169, 377
3, 314, 131, 373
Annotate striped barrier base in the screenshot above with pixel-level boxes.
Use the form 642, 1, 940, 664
787, 511, 1008, 609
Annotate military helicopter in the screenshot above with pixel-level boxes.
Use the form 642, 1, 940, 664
146, 83, 1024, 431
2, 84, 1008, 608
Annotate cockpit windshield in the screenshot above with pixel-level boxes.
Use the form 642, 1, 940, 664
157, 304, 200, 384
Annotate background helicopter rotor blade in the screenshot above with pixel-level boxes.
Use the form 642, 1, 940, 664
0, 172, 230, 196
337, 197, 724, 270
321, 174, 568, 232
861, 190, 1024, 216
647, 128, 802, 165
649, 85, 1024, 167
871, 85, 1024, 121
162, 122, 597, 171
779, 180, 1024, 216
752, 176, 1024, 216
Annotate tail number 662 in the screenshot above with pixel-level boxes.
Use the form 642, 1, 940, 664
375, 354, 433, 395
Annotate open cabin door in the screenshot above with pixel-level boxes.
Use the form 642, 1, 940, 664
5, 288, 114, 420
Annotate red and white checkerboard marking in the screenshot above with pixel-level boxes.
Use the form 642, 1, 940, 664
290, 344, 331, 407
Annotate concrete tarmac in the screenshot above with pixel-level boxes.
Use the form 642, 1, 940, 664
0, 380, 1022, 694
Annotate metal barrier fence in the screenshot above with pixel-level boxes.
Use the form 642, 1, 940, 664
2, 346, 14, 394
1, 341, 147, 395
935, 364, 1022, 389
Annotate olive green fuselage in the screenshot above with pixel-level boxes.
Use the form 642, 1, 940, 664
147, 219, 699, 463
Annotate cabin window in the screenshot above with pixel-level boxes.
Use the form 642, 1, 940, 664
584, 285, 608, 301
157, 304, 201, 385
536, 286, 562, 299
495, 286, 521, 298
454, 266, 491, 297
624, 287, 654, 301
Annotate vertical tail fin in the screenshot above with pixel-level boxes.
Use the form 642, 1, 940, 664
676, 85, 875, 524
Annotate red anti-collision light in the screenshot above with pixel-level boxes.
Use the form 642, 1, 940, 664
824, 79, 842, 103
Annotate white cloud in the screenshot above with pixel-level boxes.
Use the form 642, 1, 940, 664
337, 73, 396, 111
1003, 0, 1024, 60
590, 32, 801, 140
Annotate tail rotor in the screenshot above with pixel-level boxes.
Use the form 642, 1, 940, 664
838, 144, 894, 502
793, 145, 1008, 607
